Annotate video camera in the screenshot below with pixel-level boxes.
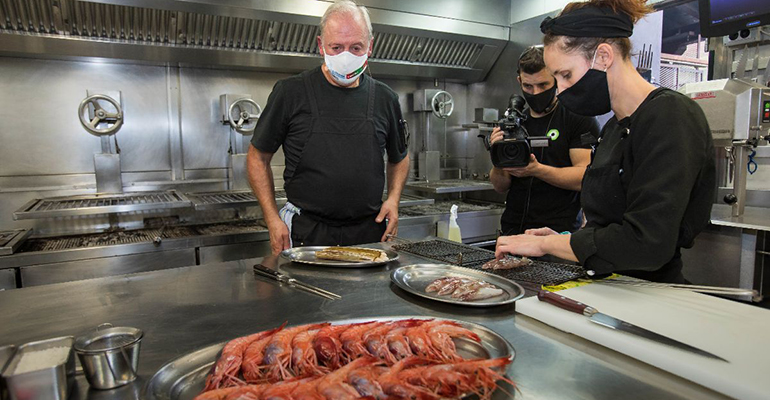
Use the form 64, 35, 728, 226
479, 94, 549, 168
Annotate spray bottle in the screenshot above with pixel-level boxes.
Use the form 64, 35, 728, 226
448, 204, 462, 243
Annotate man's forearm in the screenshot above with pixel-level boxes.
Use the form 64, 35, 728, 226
534, 165, 586, 191
246, 145, 281, 224
386, 154, 410, 202
490, 167, 511, 193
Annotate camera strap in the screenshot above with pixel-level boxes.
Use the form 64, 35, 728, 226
518, 105, 557, 234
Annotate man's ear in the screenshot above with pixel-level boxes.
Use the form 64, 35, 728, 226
317, 36, 324, 56
368, 37, 375, 57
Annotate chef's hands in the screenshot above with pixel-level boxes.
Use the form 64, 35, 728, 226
376, 198, 399, 241
265, 217, 290, 255
524, 227, 559, 236
495, 227, 559, 259
489, 128, 542, 178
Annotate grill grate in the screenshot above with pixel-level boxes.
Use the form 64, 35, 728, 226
394, 239, 585, 286
0, 0, 482, 68
0, 231, 16, 247
14, 191, 191, 220
399, 201, 502, 217
20, 227, 198, 252
34, 192, 180, 211
17, 220, 267, 253
184, 190, 288, 211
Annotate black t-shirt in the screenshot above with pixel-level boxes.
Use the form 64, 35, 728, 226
251, 67, 407, 185
570, 88, 716, 283
500, 103, 600, 235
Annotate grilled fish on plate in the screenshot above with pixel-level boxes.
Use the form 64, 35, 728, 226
315, 246, 388, 263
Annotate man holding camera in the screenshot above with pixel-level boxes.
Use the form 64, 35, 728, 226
489, 46, 599, 235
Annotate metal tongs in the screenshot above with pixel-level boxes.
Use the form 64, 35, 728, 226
253, 264, 341, 300
584, 276, 762, 302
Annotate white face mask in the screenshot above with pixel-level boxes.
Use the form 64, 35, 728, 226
323, 50, 368, 86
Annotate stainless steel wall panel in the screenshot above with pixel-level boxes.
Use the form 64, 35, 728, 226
0, 268, 15, 289
19, 248, 195, 286
178, 67, 290, 170
0, 57, 171, 176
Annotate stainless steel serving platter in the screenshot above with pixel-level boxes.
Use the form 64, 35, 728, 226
145, 316, 515, 400
280, 246, 399, 268
391, 264, 525, 307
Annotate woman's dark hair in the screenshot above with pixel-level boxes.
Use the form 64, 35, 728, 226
543, 0, 653, 60
517, 46, 546, 75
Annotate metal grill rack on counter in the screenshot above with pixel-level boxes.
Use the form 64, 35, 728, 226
184, 190, 433, 211
393, 239, 585, 286
13, 191, 191, 220
404, 179, 494, 194
17, 222, 267, 253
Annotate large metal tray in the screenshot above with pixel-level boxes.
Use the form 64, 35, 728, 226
281, 246, 399, 268
145, 316, 515, 400
391, 264, 524, 307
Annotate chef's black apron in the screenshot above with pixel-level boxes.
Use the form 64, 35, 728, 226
581, 126, 685, 283
285, 73, 386, 246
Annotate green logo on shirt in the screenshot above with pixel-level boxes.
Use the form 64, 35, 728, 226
547, 129, 560, 141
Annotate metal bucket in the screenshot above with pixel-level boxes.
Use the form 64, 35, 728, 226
74, 323, 143, 390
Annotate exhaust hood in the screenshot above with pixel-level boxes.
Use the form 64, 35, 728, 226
0, 0, 509, 82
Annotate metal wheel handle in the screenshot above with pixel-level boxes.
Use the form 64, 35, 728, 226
78, 95, 124, 136
431, 90, 454, 119
228, 98, 262, 134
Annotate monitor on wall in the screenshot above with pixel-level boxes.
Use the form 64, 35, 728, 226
699, 0, 770, 37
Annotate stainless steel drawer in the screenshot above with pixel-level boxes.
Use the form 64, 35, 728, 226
198, 242, 271, 264
20, 249, 196, 287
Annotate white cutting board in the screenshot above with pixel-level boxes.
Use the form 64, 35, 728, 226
516, 284, 770, 400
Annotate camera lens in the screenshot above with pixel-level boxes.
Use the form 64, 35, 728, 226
503, 144, 522, 159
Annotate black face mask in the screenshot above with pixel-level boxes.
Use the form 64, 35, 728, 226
557, 69, 612, 116
522, 85, 557, 114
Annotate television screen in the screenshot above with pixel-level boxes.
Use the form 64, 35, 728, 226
700, 0, 770, 37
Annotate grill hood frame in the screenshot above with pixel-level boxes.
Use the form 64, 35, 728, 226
0, 0, 509, 82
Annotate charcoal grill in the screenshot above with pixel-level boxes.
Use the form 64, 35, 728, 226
393, 239, 585, 286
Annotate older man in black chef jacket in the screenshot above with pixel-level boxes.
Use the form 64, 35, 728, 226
247, 0, 410, 255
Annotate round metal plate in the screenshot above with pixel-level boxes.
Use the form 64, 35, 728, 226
280, 246, 399, 268
145, 317, 514, 400
391, 264, 525, 307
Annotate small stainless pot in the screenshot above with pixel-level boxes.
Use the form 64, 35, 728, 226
74, 323, 143, 390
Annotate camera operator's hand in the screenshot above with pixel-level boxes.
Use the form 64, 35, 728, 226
503, 154, 542, 178
489, 127, 506, 145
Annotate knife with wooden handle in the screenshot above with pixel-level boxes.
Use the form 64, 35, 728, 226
537, 290, 728, 362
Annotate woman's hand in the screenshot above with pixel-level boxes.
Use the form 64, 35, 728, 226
524, 227, 559, 236
495, 234, 548, 259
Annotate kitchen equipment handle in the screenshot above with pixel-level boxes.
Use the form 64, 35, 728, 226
537, 290, 594, 316
253, 264, 282, 278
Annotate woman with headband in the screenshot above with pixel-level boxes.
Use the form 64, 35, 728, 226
495, 0, 716, 283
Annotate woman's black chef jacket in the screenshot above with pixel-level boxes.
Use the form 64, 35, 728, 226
570, 88, 716, 283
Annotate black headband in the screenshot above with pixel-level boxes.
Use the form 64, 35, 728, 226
540, 6, 633, 38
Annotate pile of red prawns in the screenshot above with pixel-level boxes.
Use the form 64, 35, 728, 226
196, 319, 513, 400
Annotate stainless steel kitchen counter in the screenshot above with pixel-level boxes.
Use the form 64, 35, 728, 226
710, 204, 770, 231
0, 245, 727, 400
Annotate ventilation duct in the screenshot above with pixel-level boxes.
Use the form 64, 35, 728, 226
0, 0, 509, 83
